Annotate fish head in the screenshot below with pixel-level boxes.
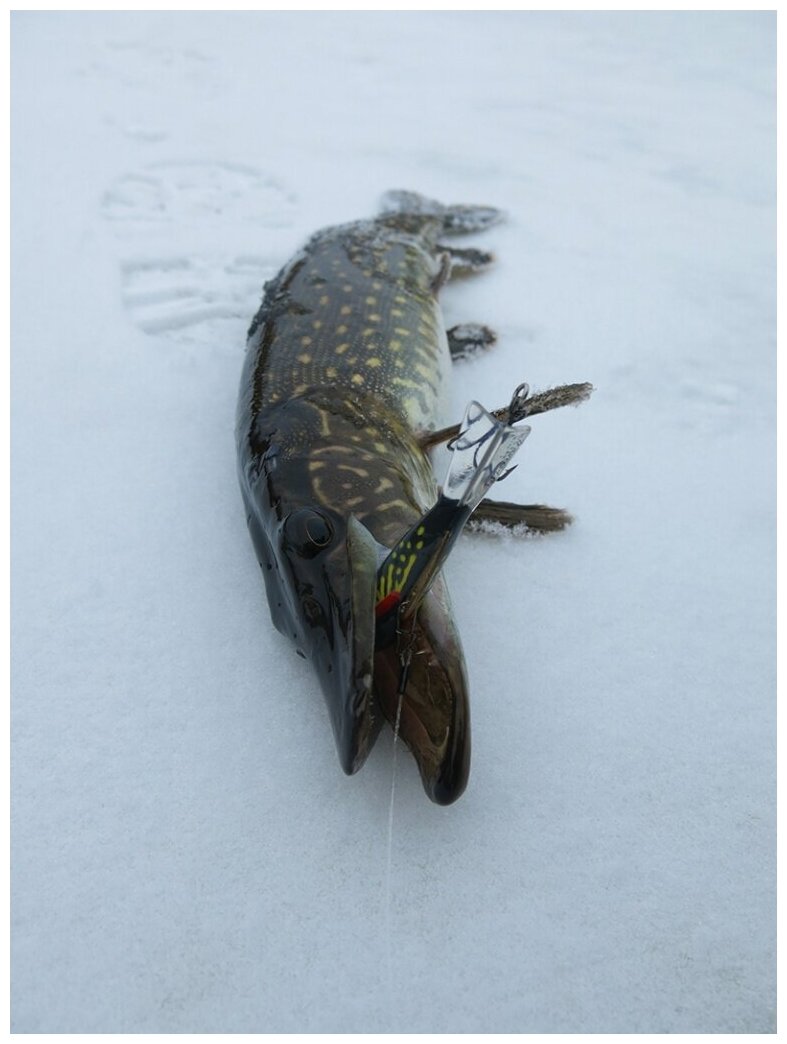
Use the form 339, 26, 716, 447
243, 423, 385, 775
241, 392, 471, 801
257, 470, 472, 804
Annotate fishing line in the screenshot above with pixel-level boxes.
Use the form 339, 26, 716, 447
384, 632, 412, 1027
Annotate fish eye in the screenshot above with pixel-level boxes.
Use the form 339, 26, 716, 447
283, 509, 334, 557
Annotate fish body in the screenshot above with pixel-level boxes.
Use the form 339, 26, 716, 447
236, 191, 504, 804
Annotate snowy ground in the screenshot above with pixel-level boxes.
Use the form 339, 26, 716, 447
11, 11, 775, 1033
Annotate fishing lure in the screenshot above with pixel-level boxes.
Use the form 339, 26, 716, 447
236, 190, 591, 803
374, 395, 531, 651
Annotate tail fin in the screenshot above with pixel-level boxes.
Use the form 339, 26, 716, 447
380, 189, 503, 236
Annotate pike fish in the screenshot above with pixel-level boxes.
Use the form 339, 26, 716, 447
235, 190, 589, 804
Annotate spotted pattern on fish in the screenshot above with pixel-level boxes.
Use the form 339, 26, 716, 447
245, 218, 451, 445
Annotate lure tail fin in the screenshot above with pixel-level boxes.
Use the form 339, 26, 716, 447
379, 189, 504, 236
444, 399, 530, 508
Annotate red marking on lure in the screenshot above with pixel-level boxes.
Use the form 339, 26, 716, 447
375, 591, 401, 619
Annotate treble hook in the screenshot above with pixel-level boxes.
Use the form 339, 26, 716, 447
507, 382, 530, 425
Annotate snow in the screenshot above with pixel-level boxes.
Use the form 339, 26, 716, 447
11, 11, 775, 1033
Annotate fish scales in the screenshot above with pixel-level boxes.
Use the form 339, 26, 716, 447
236, 191, 506, 804
247, 219, 451, 442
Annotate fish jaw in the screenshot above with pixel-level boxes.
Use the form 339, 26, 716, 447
373, 575, 471, 805
327, 515, 386, 774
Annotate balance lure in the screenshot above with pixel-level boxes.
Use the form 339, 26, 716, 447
235, 190, 591, 804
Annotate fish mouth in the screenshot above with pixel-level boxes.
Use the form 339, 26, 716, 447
307, 517, 471, 802
373, 576, 471, 805
312, 515, 383, 775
